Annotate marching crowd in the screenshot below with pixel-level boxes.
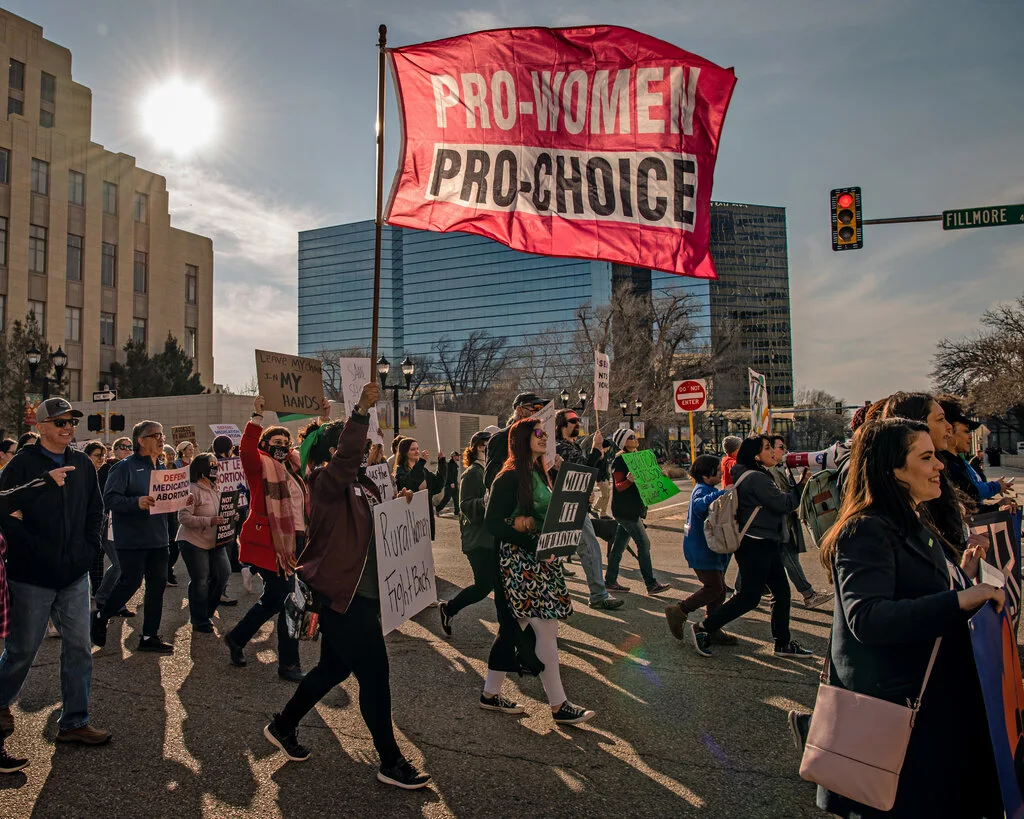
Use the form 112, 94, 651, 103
0, 386, 1019, 815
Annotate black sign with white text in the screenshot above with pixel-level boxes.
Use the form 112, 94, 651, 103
537, 462, 597, 559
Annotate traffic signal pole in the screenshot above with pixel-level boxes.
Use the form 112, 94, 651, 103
860, 214, 942, 225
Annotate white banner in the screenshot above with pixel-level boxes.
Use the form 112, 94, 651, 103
749, 368, 770, 435
338, 357, 384, 444
593, 351, 610, 413
216, 456, 249, 508
373, 490, 436, 635
148, 467, 191, 515
209, 423, 243, 445
534, 400, 557, 463
365, 461, 396, 502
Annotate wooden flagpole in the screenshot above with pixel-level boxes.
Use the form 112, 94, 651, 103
370, 24, 387, 364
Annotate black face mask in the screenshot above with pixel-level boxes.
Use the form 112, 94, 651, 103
270, 445, 290, 462
207, 471, 219, 482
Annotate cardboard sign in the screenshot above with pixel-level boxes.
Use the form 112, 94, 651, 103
255, 349, 323, 416
148, 467, 191, 514
968, 605, 1024, 816
365, 461, 396, 502
373, 490, 436, 635
537, 462, 598, 559
593, 352, 610, 413
216, 490, 240, 548
209, 423, 243, 445
969, 510, 1022, 630
171, 424, 197, 449
749, 368, 770, 434
534, 400, 556, 464
338, 357, 384, 444
620, 449, 681, 506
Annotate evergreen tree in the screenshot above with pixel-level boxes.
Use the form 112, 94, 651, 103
0, 316, 54, 436
111, 334, 203, 398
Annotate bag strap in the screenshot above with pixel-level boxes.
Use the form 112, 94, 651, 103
733, 470, 762, 539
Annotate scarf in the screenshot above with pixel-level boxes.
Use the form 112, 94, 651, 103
261, 451, 304, 560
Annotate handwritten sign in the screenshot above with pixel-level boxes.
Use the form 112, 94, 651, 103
969, 510, 1021, 629
365, 461, 396, 502
338, 357, 384, 444
216, 457, 249, 509
593, 351, 610, 412
537, 463, 598, 559
209, 423, 243, 445
171, 424, 196, 449
373, 490, 435, 635
255, 349, 323, 416
148, 466, 191, 515
620, 449, 680, 507
534, 400, 556, 464
216, 490, 240, 548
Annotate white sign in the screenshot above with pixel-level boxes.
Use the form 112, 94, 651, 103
209, 423, 243, 445
339, 357, 384, 444
216, 456, 249, 508
92, 390, 117, 402
593, 351, 610, 412
148, 467, 191, 515
673, 379, 708, 413
749, 368, 770, 435
534, 400, 557, 463
365, 461, 396, 502
373, 490, 436, 635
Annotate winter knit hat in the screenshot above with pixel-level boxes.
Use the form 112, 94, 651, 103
611, 428, 635, 450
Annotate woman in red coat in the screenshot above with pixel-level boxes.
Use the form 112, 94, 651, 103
224, 395, 311, 682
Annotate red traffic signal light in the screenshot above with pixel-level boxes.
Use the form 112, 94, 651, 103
831, 187, 863, 251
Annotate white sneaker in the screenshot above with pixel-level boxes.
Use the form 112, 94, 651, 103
802, 590, 834, 610
242, 566, 254, 594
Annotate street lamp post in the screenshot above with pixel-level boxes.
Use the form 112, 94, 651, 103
619, 398, 642, 431
376, 355, 415, 440
559, 387, 588, 413
26, 346, 68, 401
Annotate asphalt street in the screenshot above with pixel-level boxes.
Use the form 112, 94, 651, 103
1, 469, 1020, 818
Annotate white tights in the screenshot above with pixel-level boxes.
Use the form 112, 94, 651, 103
484, 617, 565, 708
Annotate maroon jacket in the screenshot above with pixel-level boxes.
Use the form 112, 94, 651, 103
296, 411, 379, 614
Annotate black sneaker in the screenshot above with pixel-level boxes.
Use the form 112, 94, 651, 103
647, 582, 671, 595
774, 641, 814, 658
192, 623, 214, 634
708, 630, 738, 646
90, 612, 108, 648
479, 693, 525, 714
0, 747, 29, 774
688, 623, 712, 658
278, 665, 305, 683
377, 757, 431, 790
224, 633, 247, 667
166, 572, 178, 587
589, 596, 625, 610
264, 716, 310, 762
788, 710, 812, 753
551, 701, 595, 726
438, 601, 453, 637
138, 636, 174, 654
115, 608, 135, 618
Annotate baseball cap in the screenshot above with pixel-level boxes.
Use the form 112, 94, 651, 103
512, 392, 547, 408
938, 398, 981, 432
35, 397, 83, 424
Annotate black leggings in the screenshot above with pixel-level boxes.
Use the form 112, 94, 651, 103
276, 596, 402, 767
445, 549, 495, 617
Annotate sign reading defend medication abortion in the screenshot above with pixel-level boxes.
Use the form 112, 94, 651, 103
373, 490, 435, 635
148, 467, 191, 514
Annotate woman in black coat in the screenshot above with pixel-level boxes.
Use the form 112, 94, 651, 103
815, 418, 1004, 818
393, 438, 445, 539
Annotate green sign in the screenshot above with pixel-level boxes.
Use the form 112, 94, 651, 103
943, 204, 1024, 231
620, 450, 681, 507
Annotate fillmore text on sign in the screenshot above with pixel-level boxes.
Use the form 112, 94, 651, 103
943, 204, 1024, 231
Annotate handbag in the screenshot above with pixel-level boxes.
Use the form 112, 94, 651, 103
283, 576, 320, 641
799, 636, 941, 811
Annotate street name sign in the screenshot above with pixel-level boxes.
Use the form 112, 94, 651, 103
943, 204, 1024, 231
92, 390, 117, 402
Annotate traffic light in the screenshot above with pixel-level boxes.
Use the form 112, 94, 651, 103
831, 187, 863, 251
835, 402, 844, 415
87, 413, 104, 432
110, 414, 126, 432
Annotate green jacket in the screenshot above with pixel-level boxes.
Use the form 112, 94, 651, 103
459, 462, 493, 553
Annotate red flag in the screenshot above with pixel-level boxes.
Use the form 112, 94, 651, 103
386, 26, 736, 278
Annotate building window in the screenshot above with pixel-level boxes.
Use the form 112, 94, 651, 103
0, 294, 5, 331
133, 251, 147, 293
67, 369, 82, 402
6, 97, 22, 117
66, 306, 81, 342
41, 72, 56, 103
133, 192, 148, 223
0, 149, 8, 184
30, 159, 49, 195
185, 264, 198, 304
29, 225, 47, 274
100, 312, 115, 346
132, 317, 147, 346
101, 243, 116, 287
0, 216, 6, 267
185, 327, 198, 359
40, 109, 54, 128
68, 171, 84, 205
102, 182, 117, 215
8, 60, 24, 91
27, 300, 45, 333
66, 234, 83, 281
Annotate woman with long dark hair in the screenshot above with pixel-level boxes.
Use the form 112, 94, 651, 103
689, 435, 812, 658
811, 418, 1003, 818
484, 418, 595, 726
394, 438, 444, 539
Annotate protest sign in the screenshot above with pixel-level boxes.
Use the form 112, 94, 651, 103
534, 400, 556, 463
338, 357, 384, 444
749, 368, 770, 434
386, 26, 736, 279
969, 510, 1022, 629
171, 424, 196, 449
216, 490, 240, 548
373, 490, 435, 635
255, 349, 323, 417
148, 467, 190, 515
968, 605, 1024, 816
209, 423, 243, 445
593, 352, 610, 413
620, 449, 680, 506
537, 462, 598, 559
216, 457, 249, 509
366, 461, 396, 502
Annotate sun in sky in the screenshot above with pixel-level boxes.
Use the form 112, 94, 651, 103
140, 78, 218, 156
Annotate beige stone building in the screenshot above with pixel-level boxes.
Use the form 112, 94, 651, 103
0, 9, 214, 401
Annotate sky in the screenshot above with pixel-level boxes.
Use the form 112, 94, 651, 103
13, 0, 1024, 404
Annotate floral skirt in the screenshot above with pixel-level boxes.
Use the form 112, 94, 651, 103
498, 541, 572, 620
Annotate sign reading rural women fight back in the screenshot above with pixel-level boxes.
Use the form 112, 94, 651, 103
620, 450, 680, 506
373, 490, 435, 635
386, 27, 736, 278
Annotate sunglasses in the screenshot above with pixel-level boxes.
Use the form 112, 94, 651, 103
532, 428, 548, 439
565, 417, 580, 424
142, 432, 166, 440
115, 444, 132, 450
50, 418, 80, 428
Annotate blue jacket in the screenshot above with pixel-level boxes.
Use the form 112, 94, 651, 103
964, 461, 1001, 501
683, 483, 728, 571
103, 454, 171, 549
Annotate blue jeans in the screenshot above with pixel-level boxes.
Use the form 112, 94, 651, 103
0, 574, 93, 731
179, 542, 231, 627
94, 537, 121, 609
576, 517, 611, 603
607, 518, 658, 589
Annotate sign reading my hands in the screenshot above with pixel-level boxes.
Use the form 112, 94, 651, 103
620, 449, 680, 507
255, 349, 323, 416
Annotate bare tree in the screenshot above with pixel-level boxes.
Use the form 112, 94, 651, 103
789, 388, 850, 451
433, 331, 512, 414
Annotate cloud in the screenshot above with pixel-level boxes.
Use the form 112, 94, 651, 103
212, 282, 298, 392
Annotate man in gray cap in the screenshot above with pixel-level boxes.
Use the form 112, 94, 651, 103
0, 398, 110, 749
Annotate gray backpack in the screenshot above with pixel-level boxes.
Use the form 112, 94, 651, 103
704, 470, 761, 555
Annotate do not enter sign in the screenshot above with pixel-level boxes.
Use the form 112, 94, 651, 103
673, 379, 708, 413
